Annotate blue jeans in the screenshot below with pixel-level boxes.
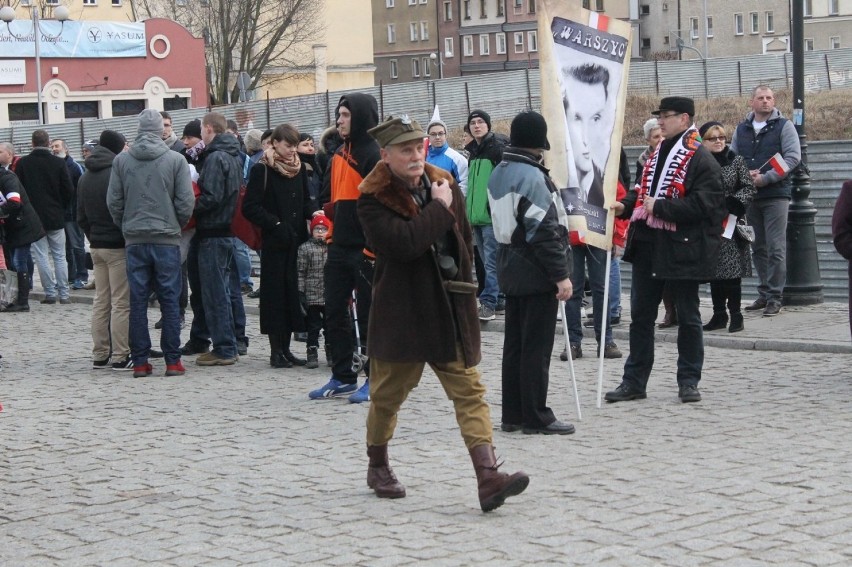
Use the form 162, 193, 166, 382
233, 239, 254, 288
187, 238, 246, 350
621, 244, 703, 390
749, 198, 789, 303
566, 244, 612, 346
610, 254, 621, 319
65, 220, 88, 282
196, 237, 237, 358
9, 246, 32, 274
126, 244, 182, 365
472, 224, 499, 308
31, 229, 69, 300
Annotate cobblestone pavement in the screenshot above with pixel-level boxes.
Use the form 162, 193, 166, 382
2, 302, 852, 566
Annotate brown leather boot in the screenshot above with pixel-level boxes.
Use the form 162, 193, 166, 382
366, 444, 406, 499
469, 444, 529, 512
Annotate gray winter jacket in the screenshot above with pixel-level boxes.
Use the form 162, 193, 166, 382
107, 132, 195, 246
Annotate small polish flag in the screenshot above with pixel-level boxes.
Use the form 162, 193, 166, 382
767, 152, 790, 176
589, 12, 609, 31
721, 213, 736, 240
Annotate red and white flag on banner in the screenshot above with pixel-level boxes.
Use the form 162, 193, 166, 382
589, 11, 609, 31
767, 152, 790, 176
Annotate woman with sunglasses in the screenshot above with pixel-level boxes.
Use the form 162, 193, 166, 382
698, 121, 756, 333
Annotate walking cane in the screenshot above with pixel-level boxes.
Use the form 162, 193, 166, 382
559, 300, 582, 420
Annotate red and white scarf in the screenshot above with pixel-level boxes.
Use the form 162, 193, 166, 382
632, 126, 701, 231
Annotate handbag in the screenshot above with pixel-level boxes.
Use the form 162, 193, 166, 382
231, 167, 265, 251
0, 269, 18, 307
735, 223, 755, 243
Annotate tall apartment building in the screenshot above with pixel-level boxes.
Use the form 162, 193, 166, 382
373, 0, 439, 84
803, 0, 852, 51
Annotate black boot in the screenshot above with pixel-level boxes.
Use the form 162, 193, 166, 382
282, 334, 307, 366
268, 334, 291, 368
702, 312, 728, 331
728, 311, 744, 333
306, 346, 319, 369
4, 271, 31, 312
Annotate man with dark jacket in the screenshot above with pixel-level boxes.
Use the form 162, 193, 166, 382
108, 109, 195, 378
464, 110, 505, 321
77, 131, 131, 370
731, 85, 801, 317
357, 115, 529, 512
488, 111, 575, 435
606, 97, 724, 404
191, 112, 244, 366
0, 142, 45, 313
309, 93, 380, 403
15, 129, 74, 304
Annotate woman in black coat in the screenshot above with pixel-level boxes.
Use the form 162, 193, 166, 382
1, 167, 45, 311
243, 124, 314, 368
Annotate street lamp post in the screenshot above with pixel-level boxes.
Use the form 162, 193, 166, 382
0, 5, 70, 125
429, 52, 444, 79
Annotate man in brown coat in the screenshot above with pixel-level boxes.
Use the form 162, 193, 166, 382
357, 115, 528, 512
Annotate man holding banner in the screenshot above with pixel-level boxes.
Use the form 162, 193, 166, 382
606, 97, 724, 404
731, 85, 801, 317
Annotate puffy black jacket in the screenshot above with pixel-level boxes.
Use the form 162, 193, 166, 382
0, 168, 45, 248
196, 133, 242, 238
77, 146, 125, 249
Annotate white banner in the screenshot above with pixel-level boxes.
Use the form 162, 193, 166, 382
0, 21, 146, 58
0, 60, 26, 85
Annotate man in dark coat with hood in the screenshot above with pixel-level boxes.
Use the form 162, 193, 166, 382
357, 115, 529, 512
309, 93, 381, 403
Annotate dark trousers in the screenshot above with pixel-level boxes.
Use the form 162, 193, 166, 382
306, 305, 325, 348
622, 244, 703, 390
65, 220, 88, 282
710, 278, 742, 314
501, 292, 558, 428
324, 245, 372, 384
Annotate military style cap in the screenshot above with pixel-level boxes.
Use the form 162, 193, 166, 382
368, 114, 425, 148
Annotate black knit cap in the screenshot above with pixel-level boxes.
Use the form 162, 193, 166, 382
698, 121, 724, 138
98, 130, 126, 155
509, 111, 550, 150
182, 119, 202, 139
467, 109, 491, 130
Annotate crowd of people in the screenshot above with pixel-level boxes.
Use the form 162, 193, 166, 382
0, 83, 805, 512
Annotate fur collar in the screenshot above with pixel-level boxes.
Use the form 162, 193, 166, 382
359, 162, 455, 219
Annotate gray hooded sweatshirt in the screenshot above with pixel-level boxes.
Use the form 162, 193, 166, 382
107, 132, 195, 246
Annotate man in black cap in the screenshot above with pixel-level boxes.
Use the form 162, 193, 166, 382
487, 111, 575, 435
606, 96, 724, 404
357, 115, 529, 512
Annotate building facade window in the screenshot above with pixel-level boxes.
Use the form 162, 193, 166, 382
445, 37, 454, 57
497, 0, 504, 17
641, 37, 651, 49
390, 59, 399, 78
386, 0, 394, 7
112, 0, 122, 5
706, 16, 713, 37
65, 101, 99, 120
479, 34, 490, 55
164, 97, 188, 111
829, 0, 839, 16
112, 99, 145, 117
640, 4, 650, 16
443, 0, 452, 21
463, 35, 474, 56
412, 58, 420, 77
409, 0, 416, 5
749, 12, 758, 34
83, 0, 97, 5
804, 0, 812, 17
765, 11, 774, 33
528, 0, 536, 13
410, 22, 419, 41
480, 0, 487, 18
527, 30, 538, 52
830, 36, 841, 49
420, 0, 428, 4
496, 32, 506, 54
514, 32, 524, 53
421, 21, 429, 40
8, 103, 39, 123
594, 0, 604, 10
388, 24, 396, 44
734, 13, 744, 36
804, 38, 814, 51
423, 57, 431, 76
463, 0, 471, 19
690, 17, 698, 40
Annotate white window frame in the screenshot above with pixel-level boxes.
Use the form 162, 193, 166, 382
445, 37, 454, 57
45, 0, 59, 5
443, 1, 452, 21
480, 0, 487, 18
804, 0, 812, 17
496, 32, 506, 54
463, 35, 474, 56
830, 36, 841, 49
410, 22, 419, 42
765, 11, 774, 34
514, 32, 524, 53
409, 0, 417, 5
527, 30, 538, 52
412, 57, 420, 78
829, 0, 839, 16
497, 0, 505, 17
749, 12, 759, 34
420, 21, 429, 41
479, 34, 490, 55
387, 24, 396, 44
390, 59, 399, 79
420, 0, 428, 4
734, 13, 744, 36
804, 38, 814, 51
594, 0, 604, 10
690, 17, 699, 40
528, 0, 536, 13
112, 0, 122, 5
641, 37, 651, 49
83, 0, 97, 5
463, 0, 471, 20
706, 16, 713, 38
386, 0, 394, 7
423, 57, 431, 77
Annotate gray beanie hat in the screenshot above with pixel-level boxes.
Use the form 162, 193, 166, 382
426, 118, 447, 133
244, 129, 263, 153
138, 109, 164, 134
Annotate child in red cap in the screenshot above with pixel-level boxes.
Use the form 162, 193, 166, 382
297, 214, 332, 368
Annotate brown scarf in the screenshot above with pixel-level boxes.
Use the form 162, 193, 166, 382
261, 149, 301, 178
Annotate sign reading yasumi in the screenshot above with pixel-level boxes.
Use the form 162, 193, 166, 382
0, 59, 26, 85
0, 21, 146, 58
